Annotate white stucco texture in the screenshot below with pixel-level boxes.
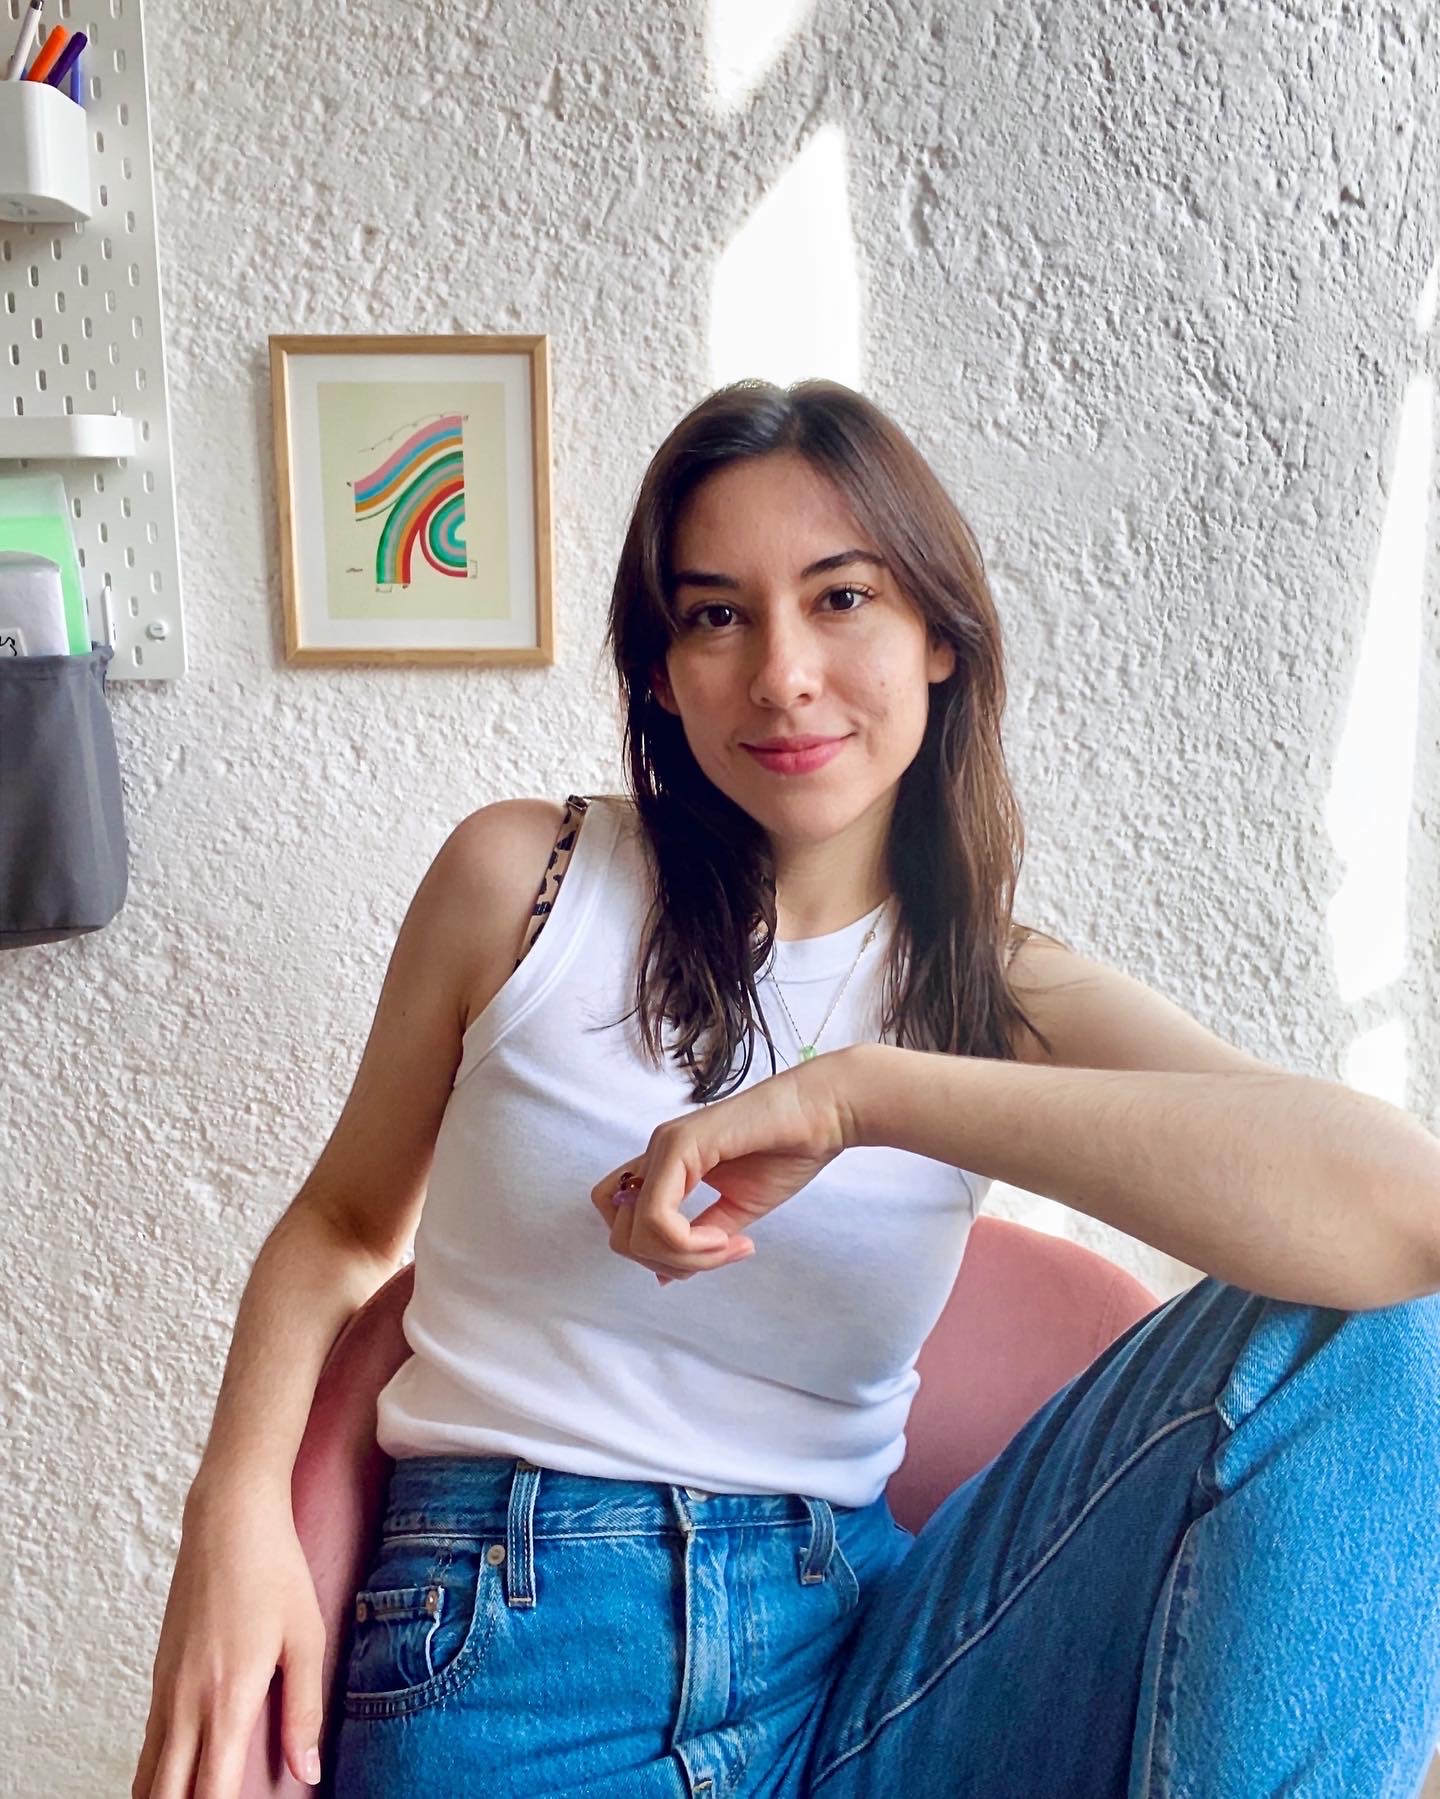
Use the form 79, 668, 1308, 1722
1, 1, 1436, 1788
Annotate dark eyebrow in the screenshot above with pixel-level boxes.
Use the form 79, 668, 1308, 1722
670, 549, 888, 592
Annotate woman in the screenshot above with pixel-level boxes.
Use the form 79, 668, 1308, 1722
135, 380, 1440, 1798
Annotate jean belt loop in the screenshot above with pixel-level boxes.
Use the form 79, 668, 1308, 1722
506, 1457, 542, 1609
798, 1494, 836, 1584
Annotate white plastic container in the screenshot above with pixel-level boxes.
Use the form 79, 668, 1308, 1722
0, 550, 69, 656
0, 78, 91, 223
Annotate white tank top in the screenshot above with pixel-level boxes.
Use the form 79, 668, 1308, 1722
374, 793, 991, 1508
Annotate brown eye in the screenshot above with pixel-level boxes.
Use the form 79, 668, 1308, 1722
682, 604, 736, 631
827, 585, 875, 612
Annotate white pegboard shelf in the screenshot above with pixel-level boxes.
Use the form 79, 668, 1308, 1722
0, 0, 186, 681
0, 412, 134, 456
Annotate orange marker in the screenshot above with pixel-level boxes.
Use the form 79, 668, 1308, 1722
24, 23, 66, 81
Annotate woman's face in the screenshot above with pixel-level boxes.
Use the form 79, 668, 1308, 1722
651, 451, 956, 853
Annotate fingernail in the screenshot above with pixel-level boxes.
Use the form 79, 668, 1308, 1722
305, 1747, 322, 1783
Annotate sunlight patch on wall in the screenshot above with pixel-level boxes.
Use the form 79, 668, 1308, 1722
1341, 1017, 1409, 1105
1418, 253, 1439, 340
1323, 368, 1429, 1005
709, 124, 862, 390
705, 0, 818, 111
1323, 250, 1435, 1106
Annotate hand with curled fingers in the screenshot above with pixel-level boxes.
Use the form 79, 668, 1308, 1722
590, 1046, 861, 1286
131, 1483, 327, 1797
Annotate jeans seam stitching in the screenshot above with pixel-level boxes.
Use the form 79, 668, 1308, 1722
1135, 1514, 1197, 1798
808, 1403, 1215, 1789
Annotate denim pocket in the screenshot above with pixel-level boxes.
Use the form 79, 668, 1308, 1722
343, 1534, 501, 1720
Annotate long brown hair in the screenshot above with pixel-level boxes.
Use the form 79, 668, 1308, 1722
601, 376, 1063, 1104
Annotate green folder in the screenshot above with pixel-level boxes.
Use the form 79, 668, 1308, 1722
0, 474, 90, 654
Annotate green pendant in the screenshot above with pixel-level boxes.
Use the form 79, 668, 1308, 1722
799, 1045, 816, 1060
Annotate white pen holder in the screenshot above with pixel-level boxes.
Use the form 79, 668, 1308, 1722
0, 78, 90, 223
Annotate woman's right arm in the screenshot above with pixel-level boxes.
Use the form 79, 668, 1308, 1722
132, 798, 566, 1799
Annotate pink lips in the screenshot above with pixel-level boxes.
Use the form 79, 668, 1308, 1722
742, 735, 850, 775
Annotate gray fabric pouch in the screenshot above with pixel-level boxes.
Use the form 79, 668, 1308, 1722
0, 642, 129, 949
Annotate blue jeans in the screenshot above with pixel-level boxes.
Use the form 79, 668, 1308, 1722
329, 1275, 1440, 1796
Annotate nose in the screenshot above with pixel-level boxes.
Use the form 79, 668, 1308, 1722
747, 611, 819, 712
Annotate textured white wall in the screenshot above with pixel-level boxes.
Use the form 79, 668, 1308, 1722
2, 1, 1437, 1787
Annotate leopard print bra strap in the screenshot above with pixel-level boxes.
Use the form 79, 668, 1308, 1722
513, 794, 591, 971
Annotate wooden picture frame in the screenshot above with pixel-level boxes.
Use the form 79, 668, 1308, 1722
269, 333, 553, 665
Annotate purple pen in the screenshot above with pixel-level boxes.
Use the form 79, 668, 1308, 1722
45, 27, 85, 91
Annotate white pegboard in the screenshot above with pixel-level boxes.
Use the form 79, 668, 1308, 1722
0, 0, 184, 680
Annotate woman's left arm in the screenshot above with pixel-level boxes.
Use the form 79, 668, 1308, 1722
838, 956, 1440, 1311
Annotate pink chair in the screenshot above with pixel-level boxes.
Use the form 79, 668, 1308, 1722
240, 1215, 1160, 1794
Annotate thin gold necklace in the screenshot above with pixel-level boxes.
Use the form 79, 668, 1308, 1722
765, 900, 885, 1065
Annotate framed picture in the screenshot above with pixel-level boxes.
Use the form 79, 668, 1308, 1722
269, 333, 553, 665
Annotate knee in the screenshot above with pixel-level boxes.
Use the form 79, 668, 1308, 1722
1317, 1293, 1440, 1521
1218, 1285, 1440, 1443
1333, 1286, 1440, 1415
1207, 1287, 1440, 1512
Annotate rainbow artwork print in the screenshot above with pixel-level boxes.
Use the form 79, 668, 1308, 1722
352, 412, 467, 587
314, 375, 511, 627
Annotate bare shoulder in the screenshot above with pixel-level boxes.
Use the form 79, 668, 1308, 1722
442, 796, 569, 888
1003, 926, 1274, 1076
285, 798, 573, 1262
439, 798, 571, 1031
